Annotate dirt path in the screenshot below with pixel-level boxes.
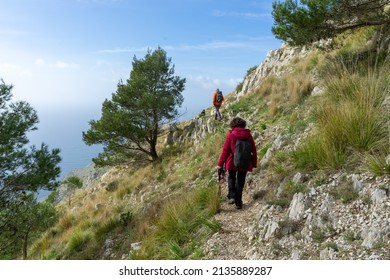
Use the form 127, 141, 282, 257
204, 188, 260, 259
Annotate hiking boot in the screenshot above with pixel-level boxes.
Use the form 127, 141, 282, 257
228, 198, 235, 204
236, 205, 242, 209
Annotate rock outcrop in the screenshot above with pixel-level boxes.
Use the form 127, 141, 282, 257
237, 43, 309, 98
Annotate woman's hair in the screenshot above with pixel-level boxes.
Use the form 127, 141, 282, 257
230, 117, 246, 128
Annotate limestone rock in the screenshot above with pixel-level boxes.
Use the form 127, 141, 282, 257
288, 193, 307, 221
371, 189, 387, 204
320, 247, 338, 260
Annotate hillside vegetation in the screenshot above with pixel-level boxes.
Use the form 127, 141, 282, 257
29, 27, 390, 260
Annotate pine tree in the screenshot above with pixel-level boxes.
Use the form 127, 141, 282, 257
272, 0, 390, 46
0, 194, 57, 259
0, 79, 61, 258
83, 47, 186, 165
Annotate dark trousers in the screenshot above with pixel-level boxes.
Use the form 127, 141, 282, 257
227, 170, 247, 207
214, 105, 222, 120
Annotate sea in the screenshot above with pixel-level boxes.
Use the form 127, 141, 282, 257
29, 108, 103, 201
30, 104, 201, 201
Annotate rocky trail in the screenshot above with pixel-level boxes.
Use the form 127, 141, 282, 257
204, 185, 259, 259
204, 170, 390, 260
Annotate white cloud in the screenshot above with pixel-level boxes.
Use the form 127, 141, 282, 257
178, 41, 248, 51
97, 40, 264, 54
0, 62, 32, 78
227, 78, 243, 87
52, 61, 80, 69
35, 58, 46, 66
33, 58, 80, 69
97, 47, 149, 54
188, 75, 218, 89
188, 75, 241, 91
213, 10, 271, 20
96, 60, 108, 66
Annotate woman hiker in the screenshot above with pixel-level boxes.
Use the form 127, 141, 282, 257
217, 117, 257, 209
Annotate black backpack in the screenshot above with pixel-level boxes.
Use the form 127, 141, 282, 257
234, 138, 252, 169
216, 91, 223, 102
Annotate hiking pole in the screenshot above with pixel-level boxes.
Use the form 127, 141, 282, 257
217, 165, 226, 197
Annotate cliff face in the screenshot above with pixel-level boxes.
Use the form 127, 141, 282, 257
237, 43, 310, 98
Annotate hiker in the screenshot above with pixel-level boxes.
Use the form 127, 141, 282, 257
212, 88, 224, 120
217, 117, 257, 209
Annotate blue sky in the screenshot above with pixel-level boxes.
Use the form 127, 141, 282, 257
0, 0, 282, 176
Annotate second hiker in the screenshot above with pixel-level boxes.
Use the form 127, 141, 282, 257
212, 88, 224, 120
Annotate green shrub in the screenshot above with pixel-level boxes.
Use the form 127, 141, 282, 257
132, 184, 221, 259
235, 65, 257, 92
227, 98, 252, 115
329, 184, 359, 204
161, 142, 187, 158
324, 242, 338, 252
283, 180, 308, 199
259, 143, 271, 159
293, 51, 389, 171
253, 189, 268, 200
266, 196, 291, 208
106, 180, 119, 192
314, 177, 328, 186
66, 230, 93, 253
266, 180, 307, 209
311, 226, 325, 243
115, 184, 132, 200
56, 214, 76, 232
235, 82, 243, 92
365, 153, 390, 176
344, 231, 362, 243
275, 219, 302, 238
334, 27, 377, 55
373, 242, 385, 250
95, 217, 120, 238
293, 135, 346, 170
270, 151, 292, 175
120, 210, 133, 226
157, 168, 167, 182
168, 181, 185, 191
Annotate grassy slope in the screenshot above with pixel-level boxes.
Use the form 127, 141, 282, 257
28, 26, 390, 260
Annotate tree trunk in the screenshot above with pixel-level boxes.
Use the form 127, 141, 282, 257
23, 232, 28, 260
150, 144, 159, 161
150, 112, 159, 161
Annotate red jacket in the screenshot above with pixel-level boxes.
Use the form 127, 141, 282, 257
218, 127, 257, 171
